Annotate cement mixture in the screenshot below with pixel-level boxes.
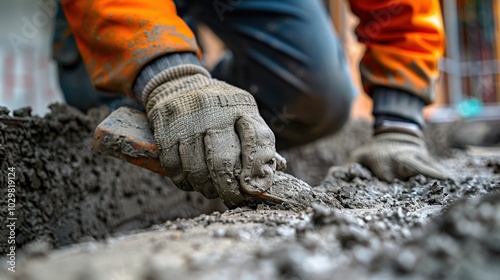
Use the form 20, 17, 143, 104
0, 104, 499, 279
0, 104, 219, 251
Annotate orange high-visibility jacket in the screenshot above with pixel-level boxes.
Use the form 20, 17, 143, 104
62, 0, 444, 104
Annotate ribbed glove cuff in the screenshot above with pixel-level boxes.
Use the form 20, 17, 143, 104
372, 87, 425, 128
142, 64, 212, 114
133, 52, 204, 100
374, 120, 424, 138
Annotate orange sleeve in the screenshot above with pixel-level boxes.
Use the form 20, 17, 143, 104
62, 0, 199, 96
348, 0, 445, 104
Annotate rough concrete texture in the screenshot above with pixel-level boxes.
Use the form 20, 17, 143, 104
0, 104, 499, 279
0, 104, 219, 253
281, 120, 459, 185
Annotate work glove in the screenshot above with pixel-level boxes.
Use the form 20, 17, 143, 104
142, 65, 285, 207
349, 130, 450, 182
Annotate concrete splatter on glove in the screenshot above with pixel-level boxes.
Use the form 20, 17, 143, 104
142, 64, 285, 207
349, 132, 450, 182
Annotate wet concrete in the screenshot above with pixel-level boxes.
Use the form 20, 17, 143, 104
0, 104, 499, 279
0, 104, 219, 252
281, 120, 458, 185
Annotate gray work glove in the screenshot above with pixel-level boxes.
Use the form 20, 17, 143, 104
349, 131, 449, 182
142, 65, 285, 207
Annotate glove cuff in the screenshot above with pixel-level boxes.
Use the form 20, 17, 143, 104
133, 52, 206, 101
374, 120, 424, 138
372, 87, 425, 128
142, 64, 213, 114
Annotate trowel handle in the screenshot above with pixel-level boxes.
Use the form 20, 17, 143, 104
93, 107, 168, 176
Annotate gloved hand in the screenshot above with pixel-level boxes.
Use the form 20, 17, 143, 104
349, 131, 449, 182
142, 65, 285, 207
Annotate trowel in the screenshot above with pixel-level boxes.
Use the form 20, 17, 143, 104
93, 107, 321, 209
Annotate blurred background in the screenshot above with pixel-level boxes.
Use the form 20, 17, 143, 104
0, 0, 63, 115
0, 0, 499, 122
327, 0, 500, 123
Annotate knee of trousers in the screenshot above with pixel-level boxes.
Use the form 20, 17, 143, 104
267, 76, 356, 150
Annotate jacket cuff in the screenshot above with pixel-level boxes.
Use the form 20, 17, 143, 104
132, 52, 204, 103
372, 87, 426, 128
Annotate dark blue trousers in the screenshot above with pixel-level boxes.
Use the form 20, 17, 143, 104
54, 0, 356, 149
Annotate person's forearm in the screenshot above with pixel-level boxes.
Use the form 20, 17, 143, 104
348, 0, 445, 104
62, 0, 199, 96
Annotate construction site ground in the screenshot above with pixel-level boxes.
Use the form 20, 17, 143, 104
0, 104, 499, 280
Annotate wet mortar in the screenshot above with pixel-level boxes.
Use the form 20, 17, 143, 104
0, 104, 499, 279
0, 104, 219, 252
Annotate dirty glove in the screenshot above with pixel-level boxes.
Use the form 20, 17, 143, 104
349, 124, 449, 182
142, 64, 284, 207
